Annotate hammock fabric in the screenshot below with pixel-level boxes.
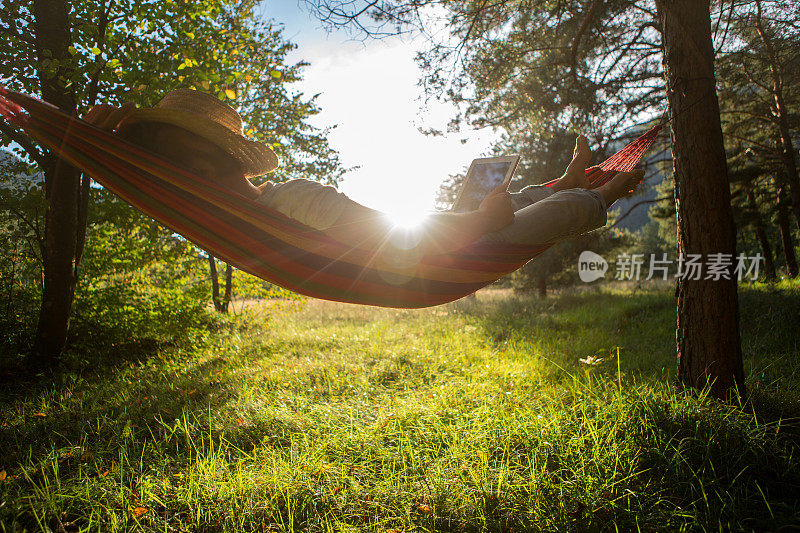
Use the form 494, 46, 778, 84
0, 88, 661, 308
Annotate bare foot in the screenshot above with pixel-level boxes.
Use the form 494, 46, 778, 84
597, 169, 646, 207
553, 134, 592, 191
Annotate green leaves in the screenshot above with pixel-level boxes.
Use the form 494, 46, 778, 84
177, 57, 197, 71
0, 0, 346, 320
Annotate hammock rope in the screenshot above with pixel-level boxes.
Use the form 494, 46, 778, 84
0, 88, 661, 308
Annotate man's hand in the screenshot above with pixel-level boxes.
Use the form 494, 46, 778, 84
478, 185, 514, 233
82, 102, 136, 132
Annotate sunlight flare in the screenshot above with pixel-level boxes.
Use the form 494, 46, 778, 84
386, 208, 431, 230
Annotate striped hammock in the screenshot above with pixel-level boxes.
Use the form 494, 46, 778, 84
0, 88, 661, 308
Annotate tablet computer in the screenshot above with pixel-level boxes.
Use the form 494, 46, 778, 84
451, 155, 521, 212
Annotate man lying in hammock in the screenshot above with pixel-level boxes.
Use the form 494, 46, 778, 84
83, 89, 644, 255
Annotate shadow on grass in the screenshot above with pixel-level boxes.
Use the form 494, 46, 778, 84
0, 310, 303, 465
454, 284, 800, 382
0, 298, 226, 400
637, 392, 800, 531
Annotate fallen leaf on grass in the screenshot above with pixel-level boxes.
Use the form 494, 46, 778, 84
35, 412, 46, 417
132, 507, 148, 519
0, 470, 6, 481
236, 417, 246, 426
412, 502, 432, 515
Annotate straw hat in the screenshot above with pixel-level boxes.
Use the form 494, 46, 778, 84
117, 88, 279, 177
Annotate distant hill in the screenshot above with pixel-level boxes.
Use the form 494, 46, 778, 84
611, 171, 666, 231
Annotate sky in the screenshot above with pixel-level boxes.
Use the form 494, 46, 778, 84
258, 1, 498, 223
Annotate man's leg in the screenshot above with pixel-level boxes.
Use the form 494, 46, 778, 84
482, 188, 607, 246
504, 133, 592, 211
509, 185, 555, 211
483, 168, 645, 247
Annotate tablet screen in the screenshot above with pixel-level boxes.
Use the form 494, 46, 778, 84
453, 158, 519, 212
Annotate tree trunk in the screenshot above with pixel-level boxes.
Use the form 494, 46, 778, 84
208, 253, 224, 312
655, 0, 745, 399
223, 264, 232, 314
536, 275, 547, 298
30, 0, 80, 367
746, 184, 776, 280
776, 187, 798, 278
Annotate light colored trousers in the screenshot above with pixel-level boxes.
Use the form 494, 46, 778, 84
480, 185, 607, 246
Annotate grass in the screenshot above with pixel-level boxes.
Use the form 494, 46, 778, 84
1, 283, 800, 531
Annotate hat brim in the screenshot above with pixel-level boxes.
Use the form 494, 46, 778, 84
117, 108, 279, 177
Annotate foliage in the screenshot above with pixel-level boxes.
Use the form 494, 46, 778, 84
715, 2, 800, 277
1, 285, 800, 530
627, 218, 669, 259
1, 0, 343, 181
0, 0, 349, 353
0, 151, 44, 288
0, 152, 44, 356
71, 205, 213, 347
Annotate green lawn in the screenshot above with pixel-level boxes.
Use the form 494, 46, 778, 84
2, 284, 800, 531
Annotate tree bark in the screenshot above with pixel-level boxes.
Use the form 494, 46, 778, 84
745, 183, 776, 280
776, 187, 798, 278
223, 264, 232, 314
30, 0, 80, 367
536, 275, 547, 298
208, 253, 223, 312
655, 0, 745, 399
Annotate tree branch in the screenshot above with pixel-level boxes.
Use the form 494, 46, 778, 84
725, 132, 776, 153
568, 0, 601, 78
